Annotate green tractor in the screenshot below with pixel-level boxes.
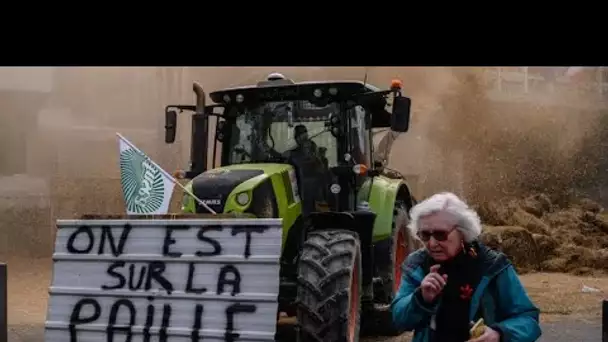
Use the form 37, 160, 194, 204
164, 73, 419, 341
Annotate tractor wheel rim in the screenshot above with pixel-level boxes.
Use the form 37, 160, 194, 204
394, 230, 406, 293
348, 260, 359, 342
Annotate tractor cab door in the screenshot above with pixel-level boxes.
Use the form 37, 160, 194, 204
348, 105, 372, 169
280, 101, 338, 214
346, 105, 373, 203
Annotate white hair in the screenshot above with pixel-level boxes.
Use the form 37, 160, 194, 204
407, 192, 482, 243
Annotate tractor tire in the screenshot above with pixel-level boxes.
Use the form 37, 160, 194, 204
295, 230, 362, 342
373, 200, 419, 336
388, 200, 419, 298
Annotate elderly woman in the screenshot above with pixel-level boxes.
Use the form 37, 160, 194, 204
391, 192, 541, 342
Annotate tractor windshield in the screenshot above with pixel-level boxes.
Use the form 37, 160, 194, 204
226, 100, 340, 167
221, 97, 372, 214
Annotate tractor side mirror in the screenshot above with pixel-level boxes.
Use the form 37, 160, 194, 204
391, 95, 411, 133
165, 109, 177, 143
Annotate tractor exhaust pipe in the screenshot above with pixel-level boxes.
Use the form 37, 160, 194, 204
189, 82, 209, 177
193, 82, 205, 113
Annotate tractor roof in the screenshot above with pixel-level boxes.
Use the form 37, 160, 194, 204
209, 79, 382, 105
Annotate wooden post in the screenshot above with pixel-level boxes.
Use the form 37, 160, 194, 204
0, 263, 6, 342
603, 299, 607, 342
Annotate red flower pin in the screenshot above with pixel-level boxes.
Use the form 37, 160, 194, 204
460, 284, 473, 300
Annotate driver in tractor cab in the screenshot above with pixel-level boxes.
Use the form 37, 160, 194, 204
293, 125, 316, 155
294, 126, 331, 195
284, 124, 329, 213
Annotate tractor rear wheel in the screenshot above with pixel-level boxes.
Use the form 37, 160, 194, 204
295, 230, 362, 342
373, 200, 419, 336
389, 201, 419, 297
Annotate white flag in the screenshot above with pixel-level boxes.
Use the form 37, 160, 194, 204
117, 133, 175, 215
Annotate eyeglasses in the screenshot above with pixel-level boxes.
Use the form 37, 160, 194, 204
417, 226, 457, 242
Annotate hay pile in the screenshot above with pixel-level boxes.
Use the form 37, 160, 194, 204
476, 193, 608, 275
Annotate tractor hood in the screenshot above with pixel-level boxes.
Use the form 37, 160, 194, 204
192, 168, 263, 213
190, 163, 293, 213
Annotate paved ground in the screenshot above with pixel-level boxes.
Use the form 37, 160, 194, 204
8, 319, 604, 342
367, 319, 604, 341
539, 320, 602, 342
5, 258, 606, 342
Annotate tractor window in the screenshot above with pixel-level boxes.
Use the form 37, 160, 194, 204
269, 120, 338, 168
349, 105, 371, 167
227, 113, 254, 164
225, 101, 339, 167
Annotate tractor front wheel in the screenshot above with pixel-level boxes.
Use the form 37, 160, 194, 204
295, 230, 362, 342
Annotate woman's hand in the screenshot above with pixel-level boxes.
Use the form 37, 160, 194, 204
420, 264, 448, 303
468, 326, 501, 342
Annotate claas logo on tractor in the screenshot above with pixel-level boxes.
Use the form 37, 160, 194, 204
159, 73, 417, 341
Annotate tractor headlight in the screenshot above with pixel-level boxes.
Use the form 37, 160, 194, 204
236, 192, 250, 206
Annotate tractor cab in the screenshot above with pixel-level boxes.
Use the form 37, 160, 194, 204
164, 73, 411, 215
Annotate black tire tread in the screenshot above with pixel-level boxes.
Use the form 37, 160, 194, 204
296, 230, 362, 342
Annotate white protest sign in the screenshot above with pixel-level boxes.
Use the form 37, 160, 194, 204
44, 218, 283, 342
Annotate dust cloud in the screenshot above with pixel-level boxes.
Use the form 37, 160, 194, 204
390, 67, 607, 205
0, 67, 606, 259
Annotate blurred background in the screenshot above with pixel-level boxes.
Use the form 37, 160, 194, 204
0, 66, 606, 259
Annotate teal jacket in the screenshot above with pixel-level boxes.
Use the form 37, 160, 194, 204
391, 243, 542, 342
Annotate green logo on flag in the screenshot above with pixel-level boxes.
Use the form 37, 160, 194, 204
120, 148, 165, 213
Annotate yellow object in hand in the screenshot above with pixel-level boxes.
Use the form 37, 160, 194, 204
469, 318, 486, 339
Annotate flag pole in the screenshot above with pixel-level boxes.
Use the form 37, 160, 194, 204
116, 133, 217, 215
